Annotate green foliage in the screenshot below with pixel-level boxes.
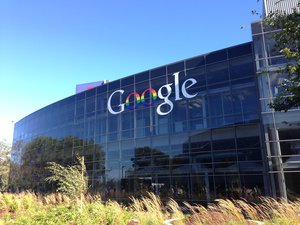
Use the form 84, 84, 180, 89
9, 137, 57, 191
9, 136, 104, 193
0, 140, 11, 191
45, 155, 88, 199
264, 10, 300, 111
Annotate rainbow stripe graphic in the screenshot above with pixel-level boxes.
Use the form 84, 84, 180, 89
141, 88, 157, 106
125, 92, 141, 110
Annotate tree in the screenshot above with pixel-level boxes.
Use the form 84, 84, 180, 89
264, 10, 300, 111
45, 155, 88, 199
0, 140, 11, 191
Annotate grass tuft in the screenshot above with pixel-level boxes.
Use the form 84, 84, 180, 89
0, 192, 299, 224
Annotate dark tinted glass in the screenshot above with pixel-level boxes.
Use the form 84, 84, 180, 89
252, 35, 264, 60
206, 49, 227, 64
264, 33, 279, 57
96, 84, 107, 94
236, 136, 260, 148
213, 151, 237, 162
96, 94, 107, 114
206, 94, 223, 116
151, 76, 167, 90
121, 76, 134, 86
206, 61, 229, 85
135, 71, 149, 83
213, 139, 235, 150
135, 80, 150, 93
251, 22, 262, 34
150, 66, 166, 79
186, 56, 205, 69
86, 88, 96, 98
186, 67, 206, 87
86, 97, 96, 113
63, 96, 75, 105
228, 43, 252, 58
238, 149, 262, 161
76, 92, 85, 101
108, 80, 120, 91
188, 97, 203, 119
279, 129, 300, 140
76, 100, 85, 115
229, 55, 254, 80
167, 61, 184, 74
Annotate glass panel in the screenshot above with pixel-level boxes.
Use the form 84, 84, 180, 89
251, 22, 262, 35
252, 34, 264, 60
236, 125, 260, 149
86, 97, 96, 113
76, 100, 85, 116
167, 61, 184, 74
121, 112, 134, 130
186, 55, 205, 69
285, 172, 300, 197
280, 140, 300, 156
96, 84, 107, 94
228, 43, 252, 58
206, 49, 227, 64
86, 88, 96, 98
206, 61, 229, 86
96, 94, 107, 114
191, 175, 214, 201
206, 94, 223, 117
212, 128, 235, 150
238, 149, 262, 161
186, 67, 206, 87
229, 55, 254, 80
215, 175, 240, 198
239, 161, 263, 172
135, 71, 149, 83
76, 92, 85, 101
151, 66, 166, 79
121, 75, 134, 86
264, 33, 279, 57
108, 80, 120, 91
279, 128, 300, 140
240, 174, 264, 196
232, 87, 258, 114
108, 114, 119, 133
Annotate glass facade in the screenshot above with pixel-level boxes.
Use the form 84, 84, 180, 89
10, 42, 269, 202
252, 21, 300, 199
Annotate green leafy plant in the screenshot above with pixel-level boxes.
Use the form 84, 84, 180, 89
0, 140, 11, 192
45, 155, 87, 199
264, 10, 300, 111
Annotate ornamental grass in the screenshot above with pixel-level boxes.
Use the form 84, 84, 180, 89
0, 192, 299, 224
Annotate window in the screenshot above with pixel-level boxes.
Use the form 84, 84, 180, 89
206, 61, 229, 86
229, 55, 254, 80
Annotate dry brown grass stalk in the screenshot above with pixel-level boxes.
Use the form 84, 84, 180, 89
0, 192, 300, 225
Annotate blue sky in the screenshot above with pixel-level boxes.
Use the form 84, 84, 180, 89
0, 0, 262, 143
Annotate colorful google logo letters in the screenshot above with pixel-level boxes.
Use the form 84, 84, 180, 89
107, 72, 198, 116
125, 88, 157, 110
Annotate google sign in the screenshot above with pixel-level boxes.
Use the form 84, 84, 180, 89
107, 72, 198, 116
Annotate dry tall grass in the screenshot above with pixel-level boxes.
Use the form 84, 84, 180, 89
0, 192, 299, 224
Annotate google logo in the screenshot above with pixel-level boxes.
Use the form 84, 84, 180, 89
125, 88, 157, 109
107, 72, 198, 116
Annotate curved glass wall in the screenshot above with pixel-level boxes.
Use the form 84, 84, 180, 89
10, 42, 268, 202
